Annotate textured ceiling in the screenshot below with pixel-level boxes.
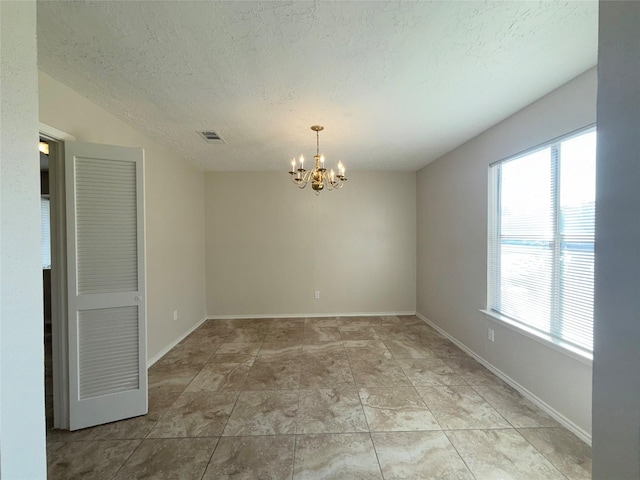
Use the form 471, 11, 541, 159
36, 1, 597, 172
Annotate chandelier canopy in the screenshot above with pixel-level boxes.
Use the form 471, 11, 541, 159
289, 125, 347, 194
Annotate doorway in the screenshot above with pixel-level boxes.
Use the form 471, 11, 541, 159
39, 127, 71, 431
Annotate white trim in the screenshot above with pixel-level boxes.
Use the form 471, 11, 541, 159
39, 122, 76, 142
46, 138, 69, 429
416, 312, 592, 446
207, 311, 416, 320
480, 309, 592, 366
147, 316, 208, 367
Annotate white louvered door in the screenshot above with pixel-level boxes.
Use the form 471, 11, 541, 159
66, 141, 147, 430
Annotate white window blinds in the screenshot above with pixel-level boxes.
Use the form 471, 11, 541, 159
41, 197, 51, 269
488, 127, 596, 354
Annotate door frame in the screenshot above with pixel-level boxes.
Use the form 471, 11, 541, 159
40, 122, 75, 430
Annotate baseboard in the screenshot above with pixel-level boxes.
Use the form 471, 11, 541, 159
147, 316, 208, 367
207, 311, 416, 320
416, 312, 592, 446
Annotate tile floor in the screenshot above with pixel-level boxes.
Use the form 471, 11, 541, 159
46, 316, 592, 479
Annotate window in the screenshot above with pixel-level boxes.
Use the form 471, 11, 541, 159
41, 196, 51, 269
488, 127, 596, 355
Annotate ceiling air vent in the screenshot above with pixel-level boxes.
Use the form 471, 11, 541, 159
198, 130, 226, 144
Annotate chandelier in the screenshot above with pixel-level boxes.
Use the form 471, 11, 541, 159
289, 125, 347, 194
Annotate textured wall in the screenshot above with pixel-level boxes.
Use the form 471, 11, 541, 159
0, 1, 47, 477
417, 68, 596, 438
38, 72, 207, 361
205, 171, 416, 317
592, 1, 640, 477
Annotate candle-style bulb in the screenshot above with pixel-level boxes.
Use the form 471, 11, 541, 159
291, 159, 296, 171
300, 155, 304, 169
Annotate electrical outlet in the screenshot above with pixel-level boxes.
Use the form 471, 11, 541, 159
314, 291, 320, 300
488, 328, 495, 342
173, 310, 178, 321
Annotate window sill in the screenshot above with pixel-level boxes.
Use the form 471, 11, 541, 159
479, 309, 593, 367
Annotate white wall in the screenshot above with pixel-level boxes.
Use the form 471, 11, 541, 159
205, 171, 416, 317
0, 1, 47, 477
416, 68, 596, 438
38, 72, 207, 361
592, 1, 640, 477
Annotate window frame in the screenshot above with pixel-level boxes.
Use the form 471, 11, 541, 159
485, 124, 596, 364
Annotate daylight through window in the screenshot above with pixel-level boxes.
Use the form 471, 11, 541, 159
488, 127, 596, 354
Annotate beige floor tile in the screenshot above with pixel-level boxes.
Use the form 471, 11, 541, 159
157, 339, 220, 366
416, 386, 511, 430
444, 357, 504, 386
223, 390, 299, 436
429, 341, 469, 358
350, 357, 411, 387
264, 327, 304, 342
47, 441, 65, 454
359, 387, 440, 431
474, 384, 560, 427
374, 324, 411, 337
148, 363, 202, 390
371, 431, 474, 480
447, 429, 565, 480
148, 391, 238, 438
197, 321, 234, 336
293, 433, 383, 480
47, 317, 592, 480
336, 316, 380, 326
186, 362, 251, 392
304, 325, 342, 342
302, 340, 346, 357
224, 329, 267, 343
397, 357, 466, 386
339, 326, 380, 341
243, 359, 301, 390
113, 437, 217, 480
47, 386, 182, 442
272, 318, 305, 328
48, 439, 140, 480
215, 342, 262, 356
384, 337, 436, 358
377, 315, 403, 326
257, 341, 303, 361
407, 323, 438, 335
518, 427, 592, 480
207, 354, 255, 365
203, 435, 295, 480
344, 340, 393, 360
300, 357, 356, 388
304, 317, 338, 327
297, 388, 368, 434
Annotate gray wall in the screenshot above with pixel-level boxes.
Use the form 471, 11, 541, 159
416, 68, 596, 438
205, 171, 416, 317
592, 1, 640, 478
39, 72, 207, 362
0, 1, 47, 476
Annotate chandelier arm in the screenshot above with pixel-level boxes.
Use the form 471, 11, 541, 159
326, 176, 336, 190
303, 170, 314, 183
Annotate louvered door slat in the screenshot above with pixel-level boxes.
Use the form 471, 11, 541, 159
66, 141, 147, 431
75, 157, 138, 295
